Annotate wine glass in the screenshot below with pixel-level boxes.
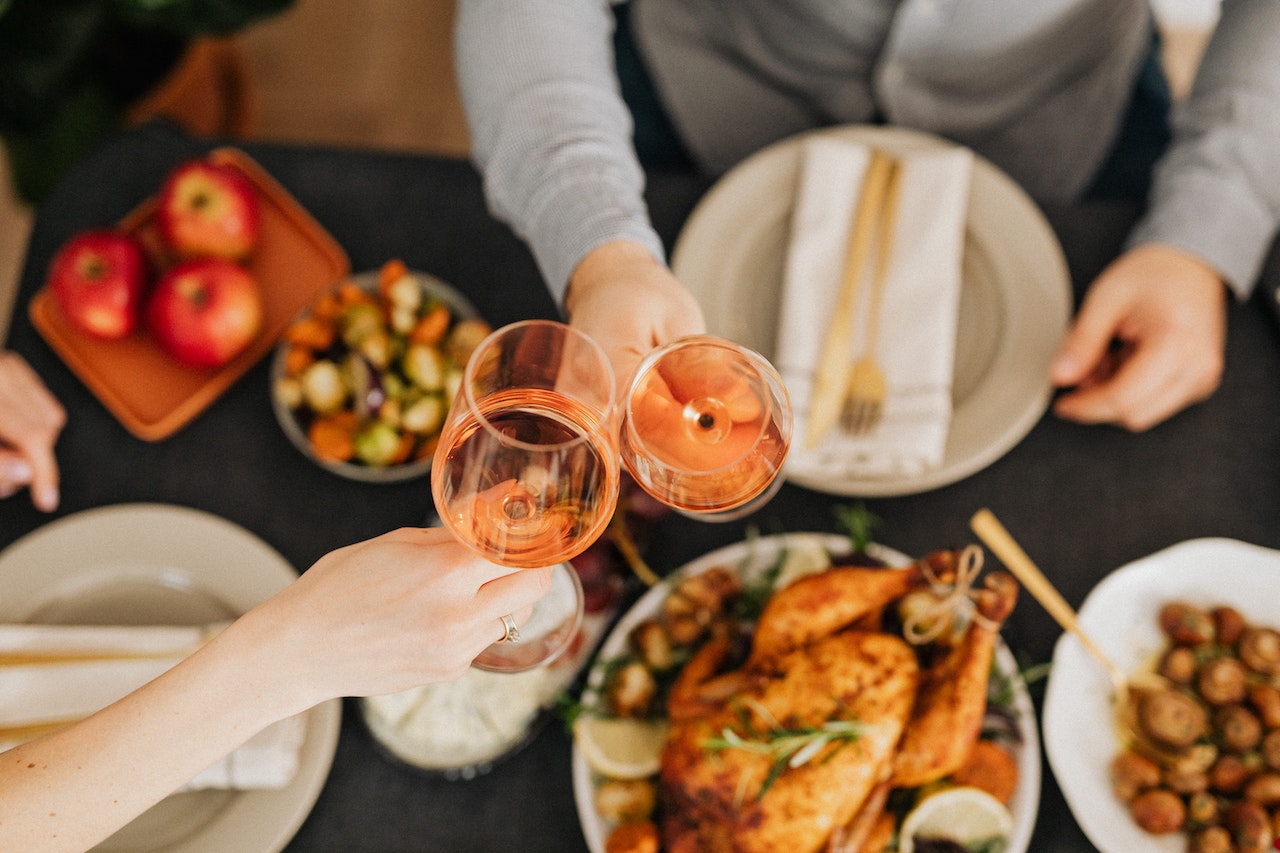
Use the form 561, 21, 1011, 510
620, 335, 793, 522
431, 319, 620, 672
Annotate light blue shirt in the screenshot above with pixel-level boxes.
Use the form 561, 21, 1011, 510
456, 0, 1280, 302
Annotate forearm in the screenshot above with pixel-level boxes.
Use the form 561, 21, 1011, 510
0, 614, 300, 852
1128, 0, 1280, 297
455, 0, 664, 301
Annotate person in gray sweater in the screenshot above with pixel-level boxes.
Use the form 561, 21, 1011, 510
456, 0, 1280, 432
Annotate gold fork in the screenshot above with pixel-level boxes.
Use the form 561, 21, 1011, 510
805, 149, 896, 448
840, 155, 901, 436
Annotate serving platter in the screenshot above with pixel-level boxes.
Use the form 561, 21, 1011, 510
572, 532, 1040, 852
30, 147, 350, 441
1043, 538, 1280, 853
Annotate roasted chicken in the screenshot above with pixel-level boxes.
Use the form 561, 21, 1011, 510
651, 548, 1019, 853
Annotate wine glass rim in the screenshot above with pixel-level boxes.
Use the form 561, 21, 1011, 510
463, 319, 619, 451
622, 335, 793, 470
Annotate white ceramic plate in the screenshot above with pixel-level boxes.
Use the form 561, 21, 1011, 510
1043, 538, 1280, 853
0, 503, 342, 853
671, 124, 1072, 497
572, 532, 1040, 852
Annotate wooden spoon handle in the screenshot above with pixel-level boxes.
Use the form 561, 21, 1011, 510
970, 508, 1124, 681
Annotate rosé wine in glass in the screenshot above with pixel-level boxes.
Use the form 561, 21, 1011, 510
432, 319, 619, 672
621, 336, 793, 521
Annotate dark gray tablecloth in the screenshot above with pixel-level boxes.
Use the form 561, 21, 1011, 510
4, 121, 1280, 852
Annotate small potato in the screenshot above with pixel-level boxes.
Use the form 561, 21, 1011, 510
1159, 646, 1198, 685
1261, 729, 1280, 770
1160, 602, 1216, 645
1111, 750, 1162, 802
1185, 790, 1220, 828
1130, 788, 1187, 834
1243, 771, 1280, 806
1249, 683, 1280, 728
1188, 826, 1233, 853
1225, 800, 1274, 852
1212, 606, 1248, 647
628, 619, 677, 672
1197, 657, 1248, 706
605, 661, 659, 718
1163, 763, 1208, 796
1209, 754, 1251, 794
1214, 705, 1263, 752
594, 778, 657, 823
1239, 628, 1280, 675
1139, 688, 1210, 749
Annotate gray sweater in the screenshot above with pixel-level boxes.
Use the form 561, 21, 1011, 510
456, 0, 1280, 303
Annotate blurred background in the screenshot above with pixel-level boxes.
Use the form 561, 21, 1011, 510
0, 0, 1219, 343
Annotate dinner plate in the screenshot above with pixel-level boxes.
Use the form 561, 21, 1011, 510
671, 125, 1072, 497
0, 503, 341, 853
1043, 538, 1280, 853
572, 532, 1040, 852
30, 147, 351, 441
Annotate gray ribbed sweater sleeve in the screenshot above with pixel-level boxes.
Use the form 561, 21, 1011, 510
1128, 0, 1280, 298
454, 0, 666, 307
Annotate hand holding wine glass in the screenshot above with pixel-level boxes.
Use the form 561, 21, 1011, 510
620, 335, 793, 521
432, 319, 621, 671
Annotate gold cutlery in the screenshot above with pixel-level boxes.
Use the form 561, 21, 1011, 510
969, 508, 1181, 766
805, 149, 898, 448
840, 156, 900, 435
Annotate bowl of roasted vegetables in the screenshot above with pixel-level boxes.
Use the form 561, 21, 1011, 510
270, 259, 491, 482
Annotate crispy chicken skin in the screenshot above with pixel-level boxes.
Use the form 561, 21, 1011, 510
890, 570, 1018, 787
660, 631, 919, 853
747, 551, 959, 671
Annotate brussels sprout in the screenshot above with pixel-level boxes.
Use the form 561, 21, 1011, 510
341, 303, 384, 348
384, 273, 423, 314
403, 343, 445, 391
402, 395, 445, 435
354, 421, 404, 466
301, 360, 347, 414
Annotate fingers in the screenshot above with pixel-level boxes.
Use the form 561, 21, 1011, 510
0, 352, 66, 511
477, 566, 554, 621
1050, 245, 1227, 432
1052, 338, 1201, 431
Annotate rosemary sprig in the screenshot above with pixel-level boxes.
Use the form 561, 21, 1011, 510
833, 502, 881, 554
703, 717, 867, 798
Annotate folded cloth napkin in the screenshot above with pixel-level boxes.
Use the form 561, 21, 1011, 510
776, 135, 973, 480
0, 623, 305, 791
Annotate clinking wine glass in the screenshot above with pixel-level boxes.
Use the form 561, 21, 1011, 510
431, 319, 620, 672
620, 335, 793, 522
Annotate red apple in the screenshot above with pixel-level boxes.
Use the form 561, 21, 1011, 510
147, 258, 263, 368
155, 158, 261, 260
47, 230, 149, 339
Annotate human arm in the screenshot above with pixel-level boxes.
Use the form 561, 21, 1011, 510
0, 527, 550, 853
1052, 0, 1280, 430
455, 0, 706, 381
0, 351, 65, 511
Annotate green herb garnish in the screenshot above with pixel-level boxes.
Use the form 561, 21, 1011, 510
834, 503, 881, 554
703, 714, 867, 798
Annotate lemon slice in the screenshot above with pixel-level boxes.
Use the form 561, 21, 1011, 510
573, 716, 669, 780
773, 535, 834, 590
898, 786, 1015, 853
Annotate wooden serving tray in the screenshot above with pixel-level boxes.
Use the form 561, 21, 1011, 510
30, 147, 351, 441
